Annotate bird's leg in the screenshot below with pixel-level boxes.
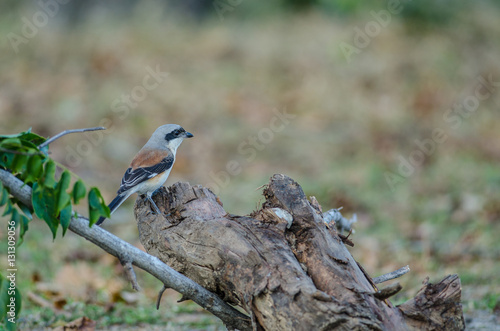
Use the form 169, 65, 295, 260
146, 193, 162, 215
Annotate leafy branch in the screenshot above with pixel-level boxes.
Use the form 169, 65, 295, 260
0, 128, 251, 331
0, 168, 252, 331
0, 128, 110, 242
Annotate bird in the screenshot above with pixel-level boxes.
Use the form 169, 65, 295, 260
96, 124, 193, 225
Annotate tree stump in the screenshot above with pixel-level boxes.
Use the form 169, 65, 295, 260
135, 174, 465, 330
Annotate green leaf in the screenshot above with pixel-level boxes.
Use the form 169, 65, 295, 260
2, 200, 13, 216
0, 152, 14, 169
60, 204, 72, 236
0, 183, 8, 206
16, 203, 32, 245
17, 202, 32, 221
0, 132, 24, 139
0, 139, 19, 169
0, 127, 45, 146
9, 208, 20, 228
32, 182, 58, 239
0, 273, 22, 331
25, 155, 44, 183
42, 159, 56, 188
0, 138, 22, 147
56, 171, 71, 212
16, 215, 30, 246
6, 207, 26, 246
0, 135, 42, 172
10, 154, 28, 173
88, 188, 110, 226
0, 128, 33, 138
23, 133, 46, 146
72, 180, 86, 204
18, 138, 39, 151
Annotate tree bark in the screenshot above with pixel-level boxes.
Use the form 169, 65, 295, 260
398, 274, 464, 331
135, 174, 465, 330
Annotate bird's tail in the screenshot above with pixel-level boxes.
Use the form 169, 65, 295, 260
96, 194, 127, 226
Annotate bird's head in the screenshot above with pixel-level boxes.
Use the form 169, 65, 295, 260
149, 124, 193, 152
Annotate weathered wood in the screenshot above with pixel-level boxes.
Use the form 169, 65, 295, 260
398, 274, 465, 330
135, 174, 465, 330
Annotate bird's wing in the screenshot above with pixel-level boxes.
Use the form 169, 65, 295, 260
117, 149, 174, 195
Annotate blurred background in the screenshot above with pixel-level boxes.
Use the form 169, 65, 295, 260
1, 0, 500, 329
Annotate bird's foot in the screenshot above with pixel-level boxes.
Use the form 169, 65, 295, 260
147, 196, 163, 215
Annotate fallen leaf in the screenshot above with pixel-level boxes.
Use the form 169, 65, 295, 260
52, 316, 96, 331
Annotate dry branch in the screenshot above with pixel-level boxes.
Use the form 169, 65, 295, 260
156, 285, 169, 309
374, 283, 402, 300
0, 169, 252, 331
135, 174, 465, 330
373, 265, 411, 284
121, 260, 141, 291
37, 127, 106, 149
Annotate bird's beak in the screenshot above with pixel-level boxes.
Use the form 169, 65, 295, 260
185, 132, 194, 138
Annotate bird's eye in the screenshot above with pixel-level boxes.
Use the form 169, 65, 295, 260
165, 129, 183, 141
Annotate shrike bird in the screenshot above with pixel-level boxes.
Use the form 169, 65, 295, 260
96, 124, 193, 225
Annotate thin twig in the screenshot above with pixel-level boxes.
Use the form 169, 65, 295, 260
374, 282, 402, 300
177, 295, 190, 303
37, 127, 106, 149
27, 291, 52, 308
0, 169, 252, 331
254, 184, 267, 191
156, 285, 169, 310
121, 260, 141, 291
338, 233, 354, 247
373, 265, 410, 284
338, 228, 354, 247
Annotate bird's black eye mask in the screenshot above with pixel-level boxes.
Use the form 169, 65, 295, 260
165, 128, 185, 141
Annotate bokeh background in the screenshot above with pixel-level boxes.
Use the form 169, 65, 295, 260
1, 0, 500, 329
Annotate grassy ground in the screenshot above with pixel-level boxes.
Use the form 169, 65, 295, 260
1, 2, 500, 329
